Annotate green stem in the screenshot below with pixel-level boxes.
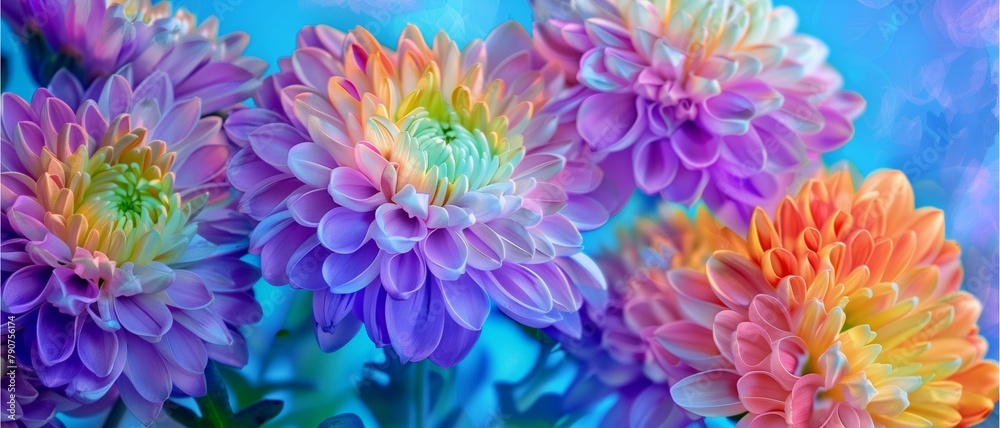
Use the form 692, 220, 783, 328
102, 398, 127, 428
414, 360, 429, 428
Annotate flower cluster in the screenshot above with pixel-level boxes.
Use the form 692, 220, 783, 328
226, 23, 608, 367
533, 0, 865, 231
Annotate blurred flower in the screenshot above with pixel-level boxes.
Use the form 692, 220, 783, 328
656, 170, 999, 426
0, 78, 261, 425
531, 0, 865, 231
549, 205, 724, 427
1, 356, 77, 428
225, 23, 607, 367
1, 0, 266, 114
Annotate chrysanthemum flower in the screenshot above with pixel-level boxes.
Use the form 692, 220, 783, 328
0, 77, 262, 424
2, 0, 265, 114
226, 23, 607, 366
656, 170, 999, 426
549, 206, 722, 427
532, 0, 865, 230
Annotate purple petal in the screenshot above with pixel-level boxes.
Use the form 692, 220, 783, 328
719, 127, 767, 178
172, 308, 232, 346
328, 167, 385, 212
227, 147, 283, 192
474, 265, 553, 322
632, 137, 679, 193
489, 219, 535, 263
168, 366, 207, 397
155, 327, 207, 375
315, 313, 362, 353
526, 262, 579, 312
385, 281, 445, 363
435, 274, 489, 331
117, 372, 163, 425
36, 304, 82, 364
553, 254, 609, 310
33, 349, 82, 388
211, 292, 263, 326
362, 284, 391, 347
322, 242, 382, 293
123, 335, 171, 402
462, 224, 505, 270
318, 207, 374, 254
372, 204, 428, 254
287, 237, 331, 291
204, 328, 248, 367
421, 228, 468, 281
132, 71, 174, 110
224, 108, 287, 147
577, 92, 645, 152
754, 116, 806, 170
162, 271, 213, 310
802, 107, 854, 151
249, 123, 303, 170
288, 188, 338, 227
78, 321, 118, 377
288, 143, 336, 188
698, 91, 756, 136
152, 98, 200, 144
3, 265, 53, 313
671, 122, 721, 168
98, 75, 133, 119
381, 251, 427, 300
115, 294, 172, 338
660, 165, 710, 205
238, 175, 302, 221
428, 316, 481, 368
292, 47, 340, 88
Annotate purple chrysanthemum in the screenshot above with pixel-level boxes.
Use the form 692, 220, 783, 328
0, 75, 262, 425
2, 0, 266, 114
532, 0, 865, 231
225, 23, 608, 367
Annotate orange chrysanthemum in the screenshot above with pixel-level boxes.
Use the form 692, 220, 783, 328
660, 169, 998, 427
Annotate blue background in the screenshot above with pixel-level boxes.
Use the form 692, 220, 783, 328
2, 0, 997, 426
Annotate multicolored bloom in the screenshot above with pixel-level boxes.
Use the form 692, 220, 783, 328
226, 23, 607, 366
655, 170, 999, 426
532, 0, 865, 231
0, 77, 261, 425
549, 205, 722, 427
2, 0, 265, 114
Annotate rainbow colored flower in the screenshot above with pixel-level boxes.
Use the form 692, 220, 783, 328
1, 0, 265, 114
226, 23, 608, 366
0, 77, 261, 424
532, 0, 865, 230
654, 170, 999, 426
